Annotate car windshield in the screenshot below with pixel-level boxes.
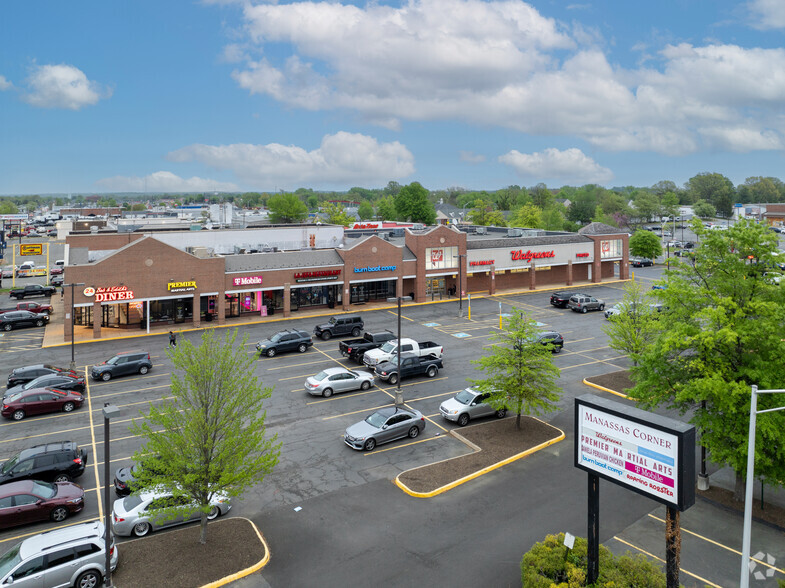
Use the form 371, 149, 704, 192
269, 333, 282, 343
23, 376, 54, 390
454, 389, 476, 405
32, 481, 56, 499
123, 495, 144, 511
0, 544, 22, 578
379, 342, 397, 353
365, 412, 389, 428
312, 371, 329, 381
5, 393, 22, 403
328, 317, 337, 325
106, 356, 120, 365
1, 454, 19, 474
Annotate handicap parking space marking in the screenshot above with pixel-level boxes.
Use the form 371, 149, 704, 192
423, 322, 441, 327
452, 332, 471, 338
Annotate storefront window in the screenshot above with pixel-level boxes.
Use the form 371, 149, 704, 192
600, 239, 622, 259
150, 299, 192, 324
350, 281, 394, 304
425, 247, 458, 270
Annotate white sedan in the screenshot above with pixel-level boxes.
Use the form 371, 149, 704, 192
304, 367, 374, 398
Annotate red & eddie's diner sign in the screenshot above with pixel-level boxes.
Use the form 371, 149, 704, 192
83, 285, 135, 302
510, 249, 556, 262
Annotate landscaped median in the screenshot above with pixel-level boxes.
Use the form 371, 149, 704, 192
395, 417, 565, 497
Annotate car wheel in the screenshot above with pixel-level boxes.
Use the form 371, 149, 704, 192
598, 304, 605, 311
139, 366, 149, 375
266, 348, 276, 357
207, 505, 220, 520
50, 506, 69, 522
35, 319, 44, 327
388, 373, 398, 385
63, 402, 75, 412
298, 343, 308, 353
360, 380, 371, 390
133, 521, 151, 537
351, 327, 361, 337
426, 366, 437, 377
12, 410, 24, 421
408, 426, 420, 439
75, 570, 102, 588
363, 438, 376, 451
2, 324, 11, 331
54, 474, 71, 483
457, 414, 470, 427
553, 346, 562, 354
322, 388, 333, 398
582, 307, 588, 314
321, 331, 332, 340
101, 372, 111, 382
496, 409, 507, 419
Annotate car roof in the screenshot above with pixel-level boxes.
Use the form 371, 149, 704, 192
18, 441, 77, 460
0, 480, 38, 496
374, 406, 417, 418
19, 522, 104, 559
321, 367, 350, 375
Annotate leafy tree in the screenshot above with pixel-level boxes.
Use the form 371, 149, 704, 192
509, 204, 543, 229
322, 201, 355, 226
376, 196, 396, 221
130, 329, 281, 543
541, 204, 566, 231
267, 193, 308, 223
468, 199, 505, 226
631, 193, 660, 224
629, 220, 785, 500
384, 181, 402, 196
692, 200, 716, 219
306, 195, 320, 210
130, 203, 147, 211
470, 309, 561, 429
686, 172, 735, 217
737, 176, 782, 204
357, 200, 374, 220
651, 180, 678, 196
660, 192, 680, 222
495, 186, 528, 211
529, 183, 553, 209
566, 190, 596, 224
394, 182, 436, 224
629, 230, 662, 260
603, 280, 662, 366
0, 201, 18, 214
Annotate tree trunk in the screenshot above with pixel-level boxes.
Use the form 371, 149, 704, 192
733, 471, 746, 502
199, 511, 208, 544
516, 411, 521, 430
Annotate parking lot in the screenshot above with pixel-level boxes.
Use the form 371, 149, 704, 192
0, 265, 782, 586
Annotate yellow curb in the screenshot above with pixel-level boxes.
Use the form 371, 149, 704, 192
200, 518, 271, 588
394, 418, 565, 498
582, 378, 630, 399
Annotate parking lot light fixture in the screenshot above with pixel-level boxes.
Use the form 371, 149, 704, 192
387, 295, 412, 407
64, 282, 85, 371
102, 403, 120, 587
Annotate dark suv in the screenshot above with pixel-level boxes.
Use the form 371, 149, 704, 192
0, 441, 88, 484
537, 331, 564, 353
550, 292, 583, 308
314, 315, 363, 340
567, 294, 605, 313
7, 364, 77, 388
91, 351, 152, 381
256, 329, 313, 357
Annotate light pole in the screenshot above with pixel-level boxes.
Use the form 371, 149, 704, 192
739, 385, 785, 588
387, 295, 412, 407
102, 403, 120, 587
457, 253, 466, 317
64, 282, 85, 371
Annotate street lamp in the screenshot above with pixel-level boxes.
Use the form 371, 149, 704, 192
102, 403, 120, 587
386, 295, 412, 407
739, 386, 785, 588
64, 282, 85, 371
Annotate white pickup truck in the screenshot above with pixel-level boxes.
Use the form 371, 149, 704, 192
363, 338, 443, 369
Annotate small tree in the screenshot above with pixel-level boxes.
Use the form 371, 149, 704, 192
267, 193, 308, 223
357, 200, 374, 220
603, 280, 662, 366
376, 196, 396, 220
322, 201, 355, 226
508, 204, 542, 228
692, 199, 716, 219
629, 229, 662, 260
470, 309, 561, 429
130, 329, 281, 543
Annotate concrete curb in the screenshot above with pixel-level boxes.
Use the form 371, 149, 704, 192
200, 517, 271, 588
582, 378, 630, 399
394, 417, 565, 498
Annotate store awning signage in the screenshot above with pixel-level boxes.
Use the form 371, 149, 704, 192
294, 269, 341, 283
510, 249, 556, 262
354, 265, 396, 273
167, 280, 197, 292
84, 285, 135, 302
470, 260, 494, 266
233, 276, 263, 286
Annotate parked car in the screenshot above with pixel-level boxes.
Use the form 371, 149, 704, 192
0, 268, 13, 279
91, 351, 152, 381
256, 329, 313, 357
313, 315, 364, 340
50, 274, 64, 287
8, 284, 56, 299
0, 441, 88, 484
0, 521, 117, 587
7, 364, 77, 388
344, 407, 426, 451
0, 480, 84, 528
566, 294, 605, 313
0, 301, 54, 315
338, 330, 396, 363
764, 272, 782, 285
0, 310, 49, 331
362, 338, 444, 368
666, 241, 683, 248
304, 367, 374, 397
630, 258, 654, 267
604, 302, 664, 319
535, 331, 564, 353
5, 373, 86, 398
439, 387, 507, 426
114, 456, 165, 496
373, 353, 443, 384
2, 388, 84, 420
550, 291, 583, 308
111, 488, 231, 537
683, 241, 695, 249
50, 266, 63, 275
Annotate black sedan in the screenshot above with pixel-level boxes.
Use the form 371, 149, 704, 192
7, 365, 77, 389
113, 456, 164, 496
0, 311, 49, 331
631, 258, 654, 267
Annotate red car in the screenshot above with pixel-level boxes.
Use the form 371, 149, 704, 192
2, 388, 84, 420
0, 480, 84, 528
50, 267, 63, 275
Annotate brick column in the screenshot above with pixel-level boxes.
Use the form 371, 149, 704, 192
529, 261, 536, 290
92, 300, 101, 339
397, 276, 403, 299
192, 295, 200, 329
593, 259, 602, 283
217, 291, 226, 325
283, 284, 292, 317
566, 260, 573, 286
489, 267, 496, 295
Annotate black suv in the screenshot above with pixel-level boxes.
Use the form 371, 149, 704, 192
550, 292, 583, 308
0, 441, 88, 484
7, 365, 77, 388
537, 331, 564, 353
256, 329, 313, 357
91, 351, 152, 381
0, 311, 49, 331
314, 315, 364, 340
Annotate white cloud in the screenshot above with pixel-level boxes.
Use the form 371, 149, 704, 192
225, 0, 785, 156
0, 76, 12, 91
459, 151, 485, 164
499, 147, 613, 184
748, 0, 785, 29
95, 171, 238, 193
23, 64, 111, 110
167, 132, 415, 187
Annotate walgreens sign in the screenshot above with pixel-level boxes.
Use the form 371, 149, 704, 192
510, 249, 556, 262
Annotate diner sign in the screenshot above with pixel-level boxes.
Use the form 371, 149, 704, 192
84, 285, 135, 302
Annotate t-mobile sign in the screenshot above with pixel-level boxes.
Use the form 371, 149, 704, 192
575, 394, 695, 511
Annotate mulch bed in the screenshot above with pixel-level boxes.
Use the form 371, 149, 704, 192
398, 417, 563, 494
112, 517, 266, 588
584, 370, 636, 395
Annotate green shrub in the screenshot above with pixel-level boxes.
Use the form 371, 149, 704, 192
521, 533, 668, 587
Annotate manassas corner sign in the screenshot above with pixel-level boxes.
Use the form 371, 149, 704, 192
575, 394, 695, 511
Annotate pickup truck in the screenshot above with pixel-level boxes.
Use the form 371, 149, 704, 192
0, 302, 54, 315
363, 337, 443, 369
339, 330, 396, 363
373, 353, 443, 385
9, 284, 56, 299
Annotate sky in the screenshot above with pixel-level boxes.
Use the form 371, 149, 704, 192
1, 0, 785, 195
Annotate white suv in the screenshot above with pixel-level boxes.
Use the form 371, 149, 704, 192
0, 521, 117, 588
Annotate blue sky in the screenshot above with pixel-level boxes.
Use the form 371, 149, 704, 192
2, 0, 785, 195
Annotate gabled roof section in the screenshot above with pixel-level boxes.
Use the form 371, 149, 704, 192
342, 234, 401, 252
578, 222, 625, 235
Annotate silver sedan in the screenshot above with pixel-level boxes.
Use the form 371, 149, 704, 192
304, 367, 374, 397
111, 489, 231, 537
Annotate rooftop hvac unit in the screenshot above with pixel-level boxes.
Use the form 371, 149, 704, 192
391, 228, 405, 237
192, 247, 211, 259
412, 223, 425, 230
507, 228, 523, 237
475, 226, 487, 235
